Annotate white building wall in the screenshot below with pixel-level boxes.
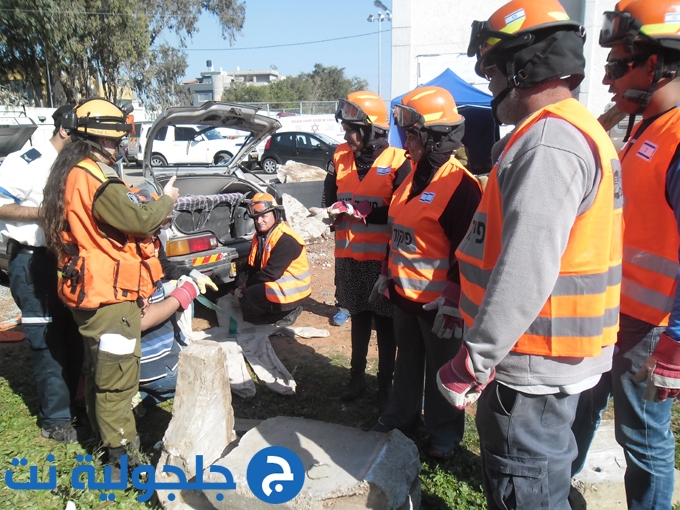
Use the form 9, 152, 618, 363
391, 0, 616, 117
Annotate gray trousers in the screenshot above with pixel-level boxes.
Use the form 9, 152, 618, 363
476, 381, 579, 510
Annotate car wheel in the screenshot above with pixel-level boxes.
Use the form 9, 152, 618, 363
214, 152, 233, 165
262, 158, 278, 174
151, 154, 167, 167
327, 160, 335, 173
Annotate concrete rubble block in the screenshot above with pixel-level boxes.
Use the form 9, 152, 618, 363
156, 340, 237, 509
570, 420, 680, 509
277, 161, 328, 183
282, 193, 330, 243
192, 326, 257, 399
202, 416, 421, 510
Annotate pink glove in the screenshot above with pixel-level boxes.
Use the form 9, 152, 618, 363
422, 282, 463, 339
353, 201, 373, 221
437, 343, 495, 409
169, 279, 199, 310
634, 332, 680, 402
328, 201, 355, 216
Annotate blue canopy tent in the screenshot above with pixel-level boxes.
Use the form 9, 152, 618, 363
388, 69, 498, 173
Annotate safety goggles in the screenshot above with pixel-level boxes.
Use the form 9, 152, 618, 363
335, 99, 369, 123
603, 55, 649, 80
393, 104, 424, 130
247, 200, 276, 217
599, 11, 643, 47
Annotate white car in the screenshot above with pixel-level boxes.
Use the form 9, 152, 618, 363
131, 123, 247, 167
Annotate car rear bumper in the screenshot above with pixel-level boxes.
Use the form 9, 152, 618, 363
168, 246, 240, 284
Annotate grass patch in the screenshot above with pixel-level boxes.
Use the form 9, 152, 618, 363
4, 335, 680, 510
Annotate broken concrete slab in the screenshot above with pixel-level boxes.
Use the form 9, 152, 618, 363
156, 340, 237, 509
571, 419, 680, 509
277, 161, 328, 183
202, 416, 421, 509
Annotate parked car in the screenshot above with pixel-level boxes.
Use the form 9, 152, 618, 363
131, 122, 250, 168
141, 101, 328, 284
260, 131, 338, 174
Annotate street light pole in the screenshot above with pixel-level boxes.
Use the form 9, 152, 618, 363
367, 4, 392, 97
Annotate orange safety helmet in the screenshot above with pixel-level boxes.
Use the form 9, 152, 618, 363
394, 86, 463, 132
335, 91, 389, 130
600, 0, 680, 51
247, 192, 283, 218
468, 0, 585, 90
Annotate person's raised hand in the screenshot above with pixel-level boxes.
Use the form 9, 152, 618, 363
163, 176, 180, 202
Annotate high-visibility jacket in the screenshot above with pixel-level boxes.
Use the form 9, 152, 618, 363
388, 156, 477, 303
620, 107, 680, 326
456, 99, 623, 358
334, 143, 407, 261
58, 159, 163, 309
248, 221, 312, 304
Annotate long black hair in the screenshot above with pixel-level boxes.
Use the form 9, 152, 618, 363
40, 139, 92, 257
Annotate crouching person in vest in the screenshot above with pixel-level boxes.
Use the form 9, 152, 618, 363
370, 86, 482, 460
437, 2, 622, 508
39, 98, 180, 473
238, 193, 311, 327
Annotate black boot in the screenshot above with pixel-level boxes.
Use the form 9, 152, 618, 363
377, 373, 393, 414
104, 437, 146, 482
340, 369, 367, 401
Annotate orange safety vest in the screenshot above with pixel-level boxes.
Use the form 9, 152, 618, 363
334, 143, 407, 261
248, 221, 312, 304
456, 99, 623, 358
620, 107, 680, 326
388, 156, 478, 303
58, 159, 164, 309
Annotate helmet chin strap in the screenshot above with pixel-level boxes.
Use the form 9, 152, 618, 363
490, 87, 512, 124
82, 138, 119, 166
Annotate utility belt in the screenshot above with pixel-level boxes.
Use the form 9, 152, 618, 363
7, 238, 47, 260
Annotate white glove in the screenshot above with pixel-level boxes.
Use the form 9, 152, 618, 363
369, 275, 390, 304
161, 280, 178, 298
189, 269, 218, 294
422, 297, 463, 340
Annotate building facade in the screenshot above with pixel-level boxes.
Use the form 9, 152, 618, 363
390, 0, 617, 117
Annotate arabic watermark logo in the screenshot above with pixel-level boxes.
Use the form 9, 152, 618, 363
246, 446, 304, 504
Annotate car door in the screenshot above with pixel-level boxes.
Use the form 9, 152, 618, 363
292, 133, 317, 166
305, 134, 333, 170
175, 126, 208, 164
274, 133, 297, 164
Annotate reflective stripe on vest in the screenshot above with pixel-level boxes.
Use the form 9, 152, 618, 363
456, 98, 622, 358
58, 158, 164, 309
248, 222, 312, 304
619, 107, 680, 326
388, 156, 475, 303
334, 144, 407, 261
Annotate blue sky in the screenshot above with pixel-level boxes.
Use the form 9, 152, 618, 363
162, 0, 394, 99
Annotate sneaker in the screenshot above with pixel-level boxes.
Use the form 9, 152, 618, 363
275, 306, 303, 327
41, 422, 78, 444
332, 308, 349, 326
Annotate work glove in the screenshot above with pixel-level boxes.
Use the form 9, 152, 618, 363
189, 269, 218, 294
422, 282, 463, 339
233, 282, 246, 299
437, 343, 495, 409
169, 277, 199, 310
327, 201, 369, 222
161, 280, 178, 298
634, 332, 680, 402
369, 258, 390, 304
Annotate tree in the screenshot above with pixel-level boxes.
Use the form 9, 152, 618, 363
0, 0, 245, 106
221, 64, 369, 104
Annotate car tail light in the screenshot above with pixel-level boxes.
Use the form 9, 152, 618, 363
264, 137, 272, 150
166, 234, 218, 257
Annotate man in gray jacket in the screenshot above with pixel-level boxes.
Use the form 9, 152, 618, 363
437, 1, 622, 508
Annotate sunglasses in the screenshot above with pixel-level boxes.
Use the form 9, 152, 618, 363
603, 55, 648, 80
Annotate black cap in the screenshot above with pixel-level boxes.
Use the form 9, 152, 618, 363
52, 104, 76, 128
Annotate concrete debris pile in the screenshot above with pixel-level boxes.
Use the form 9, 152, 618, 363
276, 161, 328, 183
282, 193, 331, 244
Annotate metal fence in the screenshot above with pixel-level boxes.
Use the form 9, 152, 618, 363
233, 101, 339, 116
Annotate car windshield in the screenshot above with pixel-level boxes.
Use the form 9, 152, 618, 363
200, 127, 223, 140
314, 133, 339, 145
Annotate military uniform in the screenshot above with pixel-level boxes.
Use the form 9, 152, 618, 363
0, 141, 83, 434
